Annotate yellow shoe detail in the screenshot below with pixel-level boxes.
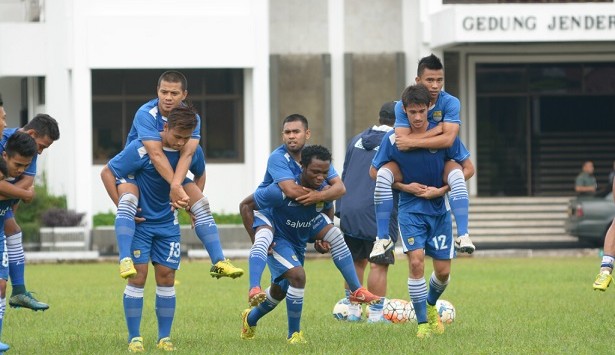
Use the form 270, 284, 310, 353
120, 257, 137, 279
593, 272, 613, 291
210, 259, 244, 279
427, 304, 444, 334
127, 336, 144, 353
241, 308, 256, 340
287, 331, 307, 344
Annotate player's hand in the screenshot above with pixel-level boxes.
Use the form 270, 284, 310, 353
394, 135, 416, 151
134, 208, 146, 223
314, 240, 331, 254
296, 188, 321, 206
170, 184, 190, 209
21, 186, 35, 203
267, 242, 276, 255
416, 186, 441, 199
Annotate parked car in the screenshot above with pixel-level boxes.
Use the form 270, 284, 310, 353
565, 192, 615, 246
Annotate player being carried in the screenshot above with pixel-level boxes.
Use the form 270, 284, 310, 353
101, 106, 205, 352
238, 114, 345, 306
0, 132, 38, 353
240, 145, 380, 344
371, 84, 473, 338
370, 54, 475, 263
113, 70, 242, 280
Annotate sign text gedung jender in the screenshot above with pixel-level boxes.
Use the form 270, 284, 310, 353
462, 15, 615, 32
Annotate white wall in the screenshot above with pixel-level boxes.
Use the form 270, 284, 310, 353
0, 0, 270, 223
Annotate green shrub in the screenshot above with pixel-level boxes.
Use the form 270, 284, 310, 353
15, 183, 68, 243
93, 211, 116, 227
93, 209, 242, 226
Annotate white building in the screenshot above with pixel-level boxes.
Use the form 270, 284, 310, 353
1, 0, 614, 226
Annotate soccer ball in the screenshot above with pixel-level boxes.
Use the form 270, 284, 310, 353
436, 299, 456, 324
332, 298, 362, 320
332, 298, 350, 320
383, 298, 414, 324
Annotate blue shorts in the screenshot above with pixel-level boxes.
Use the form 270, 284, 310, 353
131, 223, 181, 270
398, 212, 455, 260
253, 210, 274, 230
267, 238, 306, 292
3, 201, 18, 220
0, 237, 7, 280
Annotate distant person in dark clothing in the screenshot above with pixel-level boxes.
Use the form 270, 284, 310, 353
575, 160, 597, 196
335, 101, 399, 323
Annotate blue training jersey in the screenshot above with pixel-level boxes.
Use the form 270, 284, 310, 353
256, 144, 338, 191
394, 90, 461, 129
0, 127, 38, 180
260, 175, 333, 249
372, 123, 470, 216
108, 140, 205, 225
125, 98, 201, 145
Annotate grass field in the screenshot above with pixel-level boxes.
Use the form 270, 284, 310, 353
4, 254, 615, 354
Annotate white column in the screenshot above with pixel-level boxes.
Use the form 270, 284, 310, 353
328, 0, 345, 172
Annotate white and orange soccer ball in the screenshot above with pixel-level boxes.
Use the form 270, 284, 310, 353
436, 299, 456, 324
382, 298, 415, 324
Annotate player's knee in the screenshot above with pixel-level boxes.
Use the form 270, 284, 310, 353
376, 167, 394, 186
286, 267, 306, 288
323, 226, 343, 244
119, 192, 138, 207
191, 197, 211, 214
269, 285, 286, 301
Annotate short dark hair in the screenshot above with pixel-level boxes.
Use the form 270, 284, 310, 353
5, 131, 37, 158
0, 93, 3, 106
417, 53, 444, 77
378, 101, 396, 126
282, 114, 309, 130
158, 70, 188, 91
401, 84, 431, 109
301, 144, 331, 167
167, 106, 198, 132
23, 114, 60, 141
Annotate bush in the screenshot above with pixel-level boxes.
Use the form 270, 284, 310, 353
93, 209, 243, 226
41, 208, 85, 227
15, 183, 68, 243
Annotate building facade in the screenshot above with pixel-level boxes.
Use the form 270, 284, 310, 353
0, 0, 613, 225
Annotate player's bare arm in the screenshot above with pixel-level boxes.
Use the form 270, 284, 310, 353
239, 194, 257, 243
0, 179, 34, 202
100, 165, 120, 206
395, 122, 457, 151
142, 139, 189, 209
296, 176, 346, 206
171, 138, 199, 206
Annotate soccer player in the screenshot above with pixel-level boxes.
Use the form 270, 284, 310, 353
335, 101, 399, 323
371, 84, 473, 338
370, 53, 475, 262
0, 132, 36, 353
240, 145, 380, 344
592, 179, 615, 291
100, 106, 204, 352
238, 114, 345, 306
115, 70, 242, 280
0, 114, 60, 311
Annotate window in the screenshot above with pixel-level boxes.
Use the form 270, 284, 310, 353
91, 69, 244, 164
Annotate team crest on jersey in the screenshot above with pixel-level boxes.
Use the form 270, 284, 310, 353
406, 237, 415, 246
315, 201, 324, 212
433, 111, 443, 122
354, 138, 365, 150
133, 250, 141, 258
292, 254, 298, 261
